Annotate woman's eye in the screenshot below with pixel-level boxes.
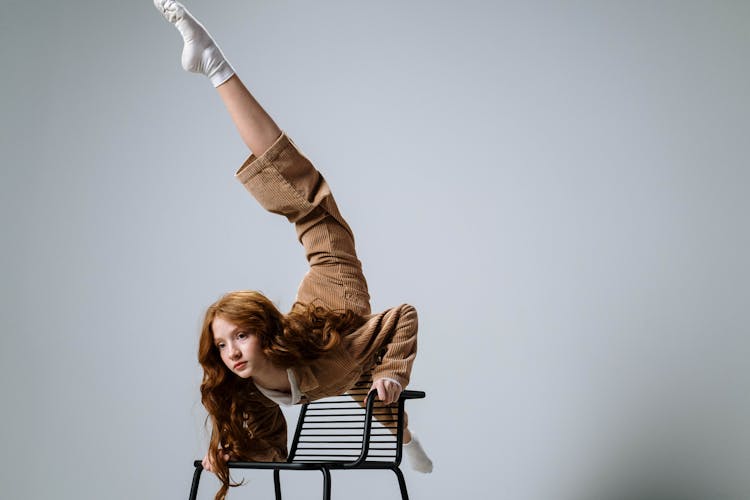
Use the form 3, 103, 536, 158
237, 332, 247, 339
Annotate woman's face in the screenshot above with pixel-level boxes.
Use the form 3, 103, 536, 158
211, 315, 268, 378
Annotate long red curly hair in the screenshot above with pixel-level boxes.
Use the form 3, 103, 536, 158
198, 290, 367, 500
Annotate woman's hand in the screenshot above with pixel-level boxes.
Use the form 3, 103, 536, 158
366, 378, 402, 406
201, 449, 233, 473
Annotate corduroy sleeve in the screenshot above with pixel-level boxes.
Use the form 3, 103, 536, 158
371, 304, 419, 389
234, 131, 371, 316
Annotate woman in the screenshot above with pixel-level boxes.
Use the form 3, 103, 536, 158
153, 1, 433, 497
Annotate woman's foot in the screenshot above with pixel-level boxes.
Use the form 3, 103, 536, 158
403, 432, 433, 473
153, 0, 235, 87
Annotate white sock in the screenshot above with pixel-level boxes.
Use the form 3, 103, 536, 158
403, 433, 433, 473
153, 0, 235, 87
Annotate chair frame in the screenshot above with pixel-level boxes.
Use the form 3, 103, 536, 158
188, 388, 426, 500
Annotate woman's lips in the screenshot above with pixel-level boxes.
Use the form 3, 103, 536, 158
234, 361, 247, 369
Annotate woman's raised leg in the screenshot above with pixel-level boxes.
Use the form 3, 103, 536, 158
154, 0, 281, 156
216, 75, 282, 157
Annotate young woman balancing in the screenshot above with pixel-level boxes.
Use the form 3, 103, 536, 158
153, 1, 433, 496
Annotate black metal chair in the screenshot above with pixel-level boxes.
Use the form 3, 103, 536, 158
187, 378, 426, 500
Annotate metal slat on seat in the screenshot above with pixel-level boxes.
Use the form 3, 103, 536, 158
299, 439, 396, 445
290, 402, 400, 462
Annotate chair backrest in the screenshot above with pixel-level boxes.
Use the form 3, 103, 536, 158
288, 375, 414, 467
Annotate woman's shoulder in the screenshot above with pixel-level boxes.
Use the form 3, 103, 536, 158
360, 303, 417, 322
345, 303, 417, 341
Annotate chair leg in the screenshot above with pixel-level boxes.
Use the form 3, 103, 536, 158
273, 469, 282, 500
188, 464, 203, 500
391, 466, 409, 500
320, 467, 332, 500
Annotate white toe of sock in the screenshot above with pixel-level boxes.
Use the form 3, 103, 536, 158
154, 0, 183, 23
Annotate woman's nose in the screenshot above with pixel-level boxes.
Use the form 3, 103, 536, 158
229, 345, 241, 359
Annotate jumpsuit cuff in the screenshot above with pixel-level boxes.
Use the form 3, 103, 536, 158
234, 130, 290, 183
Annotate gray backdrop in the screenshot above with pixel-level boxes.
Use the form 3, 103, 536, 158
1, 1, 748, 499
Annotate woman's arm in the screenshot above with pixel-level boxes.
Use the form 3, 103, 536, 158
361, 304, 419, 389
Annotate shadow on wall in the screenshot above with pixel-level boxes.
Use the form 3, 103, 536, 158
579, 455, 735, 500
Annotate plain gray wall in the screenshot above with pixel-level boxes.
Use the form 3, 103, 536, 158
1, 1, 748, 499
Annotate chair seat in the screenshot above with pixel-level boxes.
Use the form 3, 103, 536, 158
188, 384, 426, 500
201, 459, 401, 470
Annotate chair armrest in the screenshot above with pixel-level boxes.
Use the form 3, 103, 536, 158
339, 388, 424, 468
400, 390, 426, 400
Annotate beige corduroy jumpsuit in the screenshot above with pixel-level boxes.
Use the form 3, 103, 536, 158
230, 131, 419, 461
